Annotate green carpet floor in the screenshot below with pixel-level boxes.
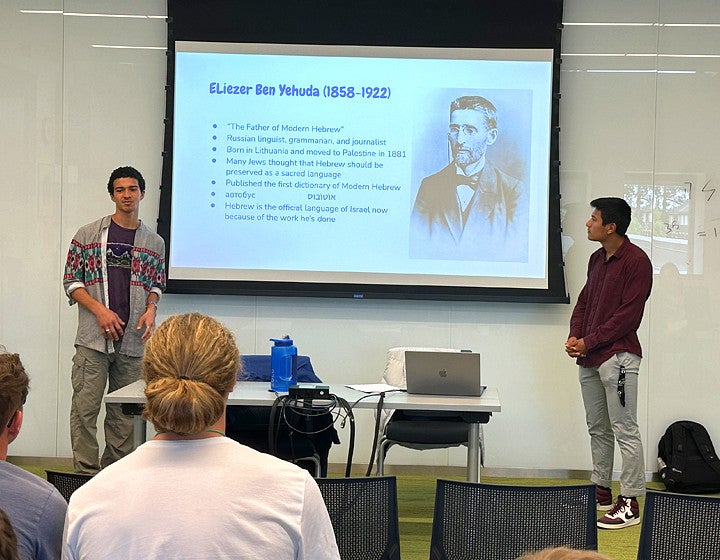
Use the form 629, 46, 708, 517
14, 460, 663, 560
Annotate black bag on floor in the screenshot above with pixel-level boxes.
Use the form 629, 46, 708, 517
658, 420, 720, 493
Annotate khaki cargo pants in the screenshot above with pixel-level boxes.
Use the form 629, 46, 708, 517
70, 344, 141, 474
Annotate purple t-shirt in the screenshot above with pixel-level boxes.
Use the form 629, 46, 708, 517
107, 219, 136, 327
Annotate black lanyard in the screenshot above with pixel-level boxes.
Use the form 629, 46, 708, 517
617, 365, 626, 407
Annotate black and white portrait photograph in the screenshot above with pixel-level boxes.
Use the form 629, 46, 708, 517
410, 90, 532, 262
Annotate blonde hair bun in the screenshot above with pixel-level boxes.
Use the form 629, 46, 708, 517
142, 313, 240, 435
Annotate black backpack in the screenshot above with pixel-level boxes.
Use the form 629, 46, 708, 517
658, 420, 720, 494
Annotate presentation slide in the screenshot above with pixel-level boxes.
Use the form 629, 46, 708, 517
169, 42, 554, 289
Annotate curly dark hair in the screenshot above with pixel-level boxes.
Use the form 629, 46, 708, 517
107, 166, 146, 194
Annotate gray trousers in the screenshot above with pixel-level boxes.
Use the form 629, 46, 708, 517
70, 344, 141, 474
579, 352, 646, 497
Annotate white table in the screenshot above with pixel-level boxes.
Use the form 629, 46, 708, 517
106, 380, 501, 481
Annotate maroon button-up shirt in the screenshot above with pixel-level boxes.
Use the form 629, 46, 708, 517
569, 237, 653, 368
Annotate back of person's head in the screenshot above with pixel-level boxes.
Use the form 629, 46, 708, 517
0, 508, 19, 560
590, 197, 631, 236
142, 313, 240, 435
106, 165, 146, 194
450, 95, 497, 129
516, 547, 612, 560
0, 348, 29, 428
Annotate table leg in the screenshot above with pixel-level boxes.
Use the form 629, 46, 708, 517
122, 403, 147, 450
467, 423, 480, 482
132, 415, 147, 449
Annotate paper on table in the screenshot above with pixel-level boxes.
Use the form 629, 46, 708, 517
345, 383, 406, 393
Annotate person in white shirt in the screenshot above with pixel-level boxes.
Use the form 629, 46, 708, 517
63, 313, 340, 560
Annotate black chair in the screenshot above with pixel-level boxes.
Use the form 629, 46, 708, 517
376, 348, 487, 477
46, 470, 94, 502
377, 410, 488, 475
430, 480, 597, 560
225, 355, 338, 477
316, 476, 401, 560
637, 490, 720, 559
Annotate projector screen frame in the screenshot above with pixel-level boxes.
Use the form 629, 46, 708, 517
159, 0, 569, 303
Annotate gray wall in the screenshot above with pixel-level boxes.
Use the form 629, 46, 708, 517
2, 0, 719, 476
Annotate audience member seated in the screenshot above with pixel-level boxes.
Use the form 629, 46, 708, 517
63, 313, 340, 560
0, 349, 66, 560
516, 547, 612, 560
0, 508, 19, 560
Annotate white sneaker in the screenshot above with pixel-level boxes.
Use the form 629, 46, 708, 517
597, 496, 640, 529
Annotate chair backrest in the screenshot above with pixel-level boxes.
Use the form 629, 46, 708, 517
381, 347, 461, 387
46, 470, 94, 502
637, 490, 720, 559
430, 480, 597, 560
316, 476, 401, 560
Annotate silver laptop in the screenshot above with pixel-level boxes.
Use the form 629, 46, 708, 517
404, 351, 484, 397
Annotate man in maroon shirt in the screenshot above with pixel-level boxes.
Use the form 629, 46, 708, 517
565, 197, 652, 530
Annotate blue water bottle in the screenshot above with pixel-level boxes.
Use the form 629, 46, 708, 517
270, 336, 297, 393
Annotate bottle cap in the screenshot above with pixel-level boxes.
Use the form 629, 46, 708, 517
270, 337, 294, 346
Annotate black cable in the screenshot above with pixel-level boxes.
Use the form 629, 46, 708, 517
344, 389, 405, 477
268, 395, 284, 456
281, 396, 338, 436
269, 390, 404, 477
267, 393, 353, 476
364, 392, 386, 477
334, 396, 355, 477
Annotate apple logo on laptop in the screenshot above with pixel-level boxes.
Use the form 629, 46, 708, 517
438, 369, 448, 378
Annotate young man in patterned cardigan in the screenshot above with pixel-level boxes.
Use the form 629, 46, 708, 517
63, 166, 166, 473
